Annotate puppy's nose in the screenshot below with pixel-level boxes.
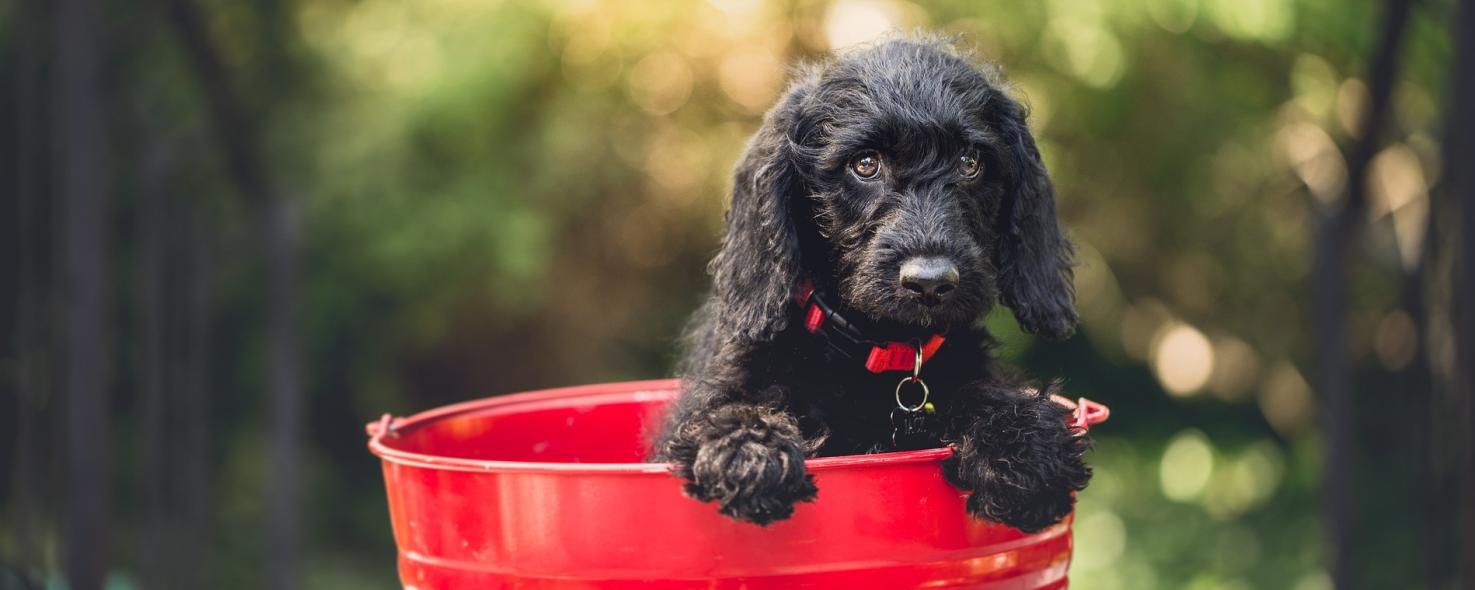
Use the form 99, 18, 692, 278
899, 257, 960, 305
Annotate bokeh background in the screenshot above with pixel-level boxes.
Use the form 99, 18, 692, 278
2, 0, 1473, 588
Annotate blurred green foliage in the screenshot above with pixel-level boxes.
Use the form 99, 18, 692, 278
2, 0, 1460, 587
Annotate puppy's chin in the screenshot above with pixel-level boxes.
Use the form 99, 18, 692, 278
873, 303, 978, 333
837, 286, 987, 338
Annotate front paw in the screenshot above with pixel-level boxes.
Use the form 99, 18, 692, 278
664, 405, 817, 525
947, 394, 1092, 533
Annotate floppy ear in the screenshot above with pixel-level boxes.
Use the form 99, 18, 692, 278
989, 91, 1079, 340
709, 74, 818, 343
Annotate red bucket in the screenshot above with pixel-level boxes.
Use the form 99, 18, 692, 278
367, 379, 1108, 589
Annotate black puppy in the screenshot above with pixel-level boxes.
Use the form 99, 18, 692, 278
653, 37, 1090, 533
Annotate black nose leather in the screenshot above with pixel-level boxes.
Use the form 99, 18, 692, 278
899, 257, 960, 305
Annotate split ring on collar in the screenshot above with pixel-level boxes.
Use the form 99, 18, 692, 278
895, 345, 929, 412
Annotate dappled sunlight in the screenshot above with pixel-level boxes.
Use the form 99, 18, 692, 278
627, 52, 696, 115
643, 126, 715, 201
1072, 503, 1128, 569
1374, 309, 1417, 370
1205, 0, 1294, 42
1336, 78, 1369, 137
559, 18, 622, 90
1294, 571, 1335, 590
1368, 144, 1431, 270
1277, 119, 1348, 206
1160, 429, 1216, 501
1291, 54, 1341, 123
822, 0, 904, 50
1207, 336, 1262, 402
719, 46, 786, 113
1152, 322, 1216, 396
1205, 441, 1286, 519
1147, 0, 1199, 34
706, 0, 765, 18
1043, 0, 1126, 89
1259, 362, 1315, 436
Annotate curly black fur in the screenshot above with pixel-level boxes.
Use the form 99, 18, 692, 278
653, 36, 1091, 532
943, 382, 1093, 532
662, 403, 821, 525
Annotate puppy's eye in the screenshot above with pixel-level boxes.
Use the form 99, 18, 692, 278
850, 152, 881, 180
958, 152, 983, 179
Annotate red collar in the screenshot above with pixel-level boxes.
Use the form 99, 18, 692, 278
794, 281, 947, 373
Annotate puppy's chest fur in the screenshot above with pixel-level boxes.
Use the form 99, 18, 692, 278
748, 325, 996, 456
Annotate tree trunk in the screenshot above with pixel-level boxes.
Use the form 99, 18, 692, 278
1448, 0, 1475, 586
1311, 0, 1412, 587
11, 0, 50, 584
265, 196, 303, 590
163, 0, 303, 585
54, 0, 113, 585
179, 191, 215, 588
1400, 211, 1443, 587
131, 113, 169, 590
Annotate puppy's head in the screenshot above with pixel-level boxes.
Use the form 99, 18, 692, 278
709, 37, 1077, 343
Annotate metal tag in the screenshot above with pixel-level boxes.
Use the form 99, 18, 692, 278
890, 405, 937, 450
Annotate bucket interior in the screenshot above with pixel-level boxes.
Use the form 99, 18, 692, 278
382, 388, 675, 464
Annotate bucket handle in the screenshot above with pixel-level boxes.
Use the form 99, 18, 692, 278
366, 413, 403, 440
1050, 395, 1110, 432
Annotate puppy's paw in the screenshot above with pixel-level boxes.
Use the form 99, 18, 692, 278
690, 435, 816, 525
664, 404, 817, 525
959, 456, 1082, 533
946, 390, 1092, 533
